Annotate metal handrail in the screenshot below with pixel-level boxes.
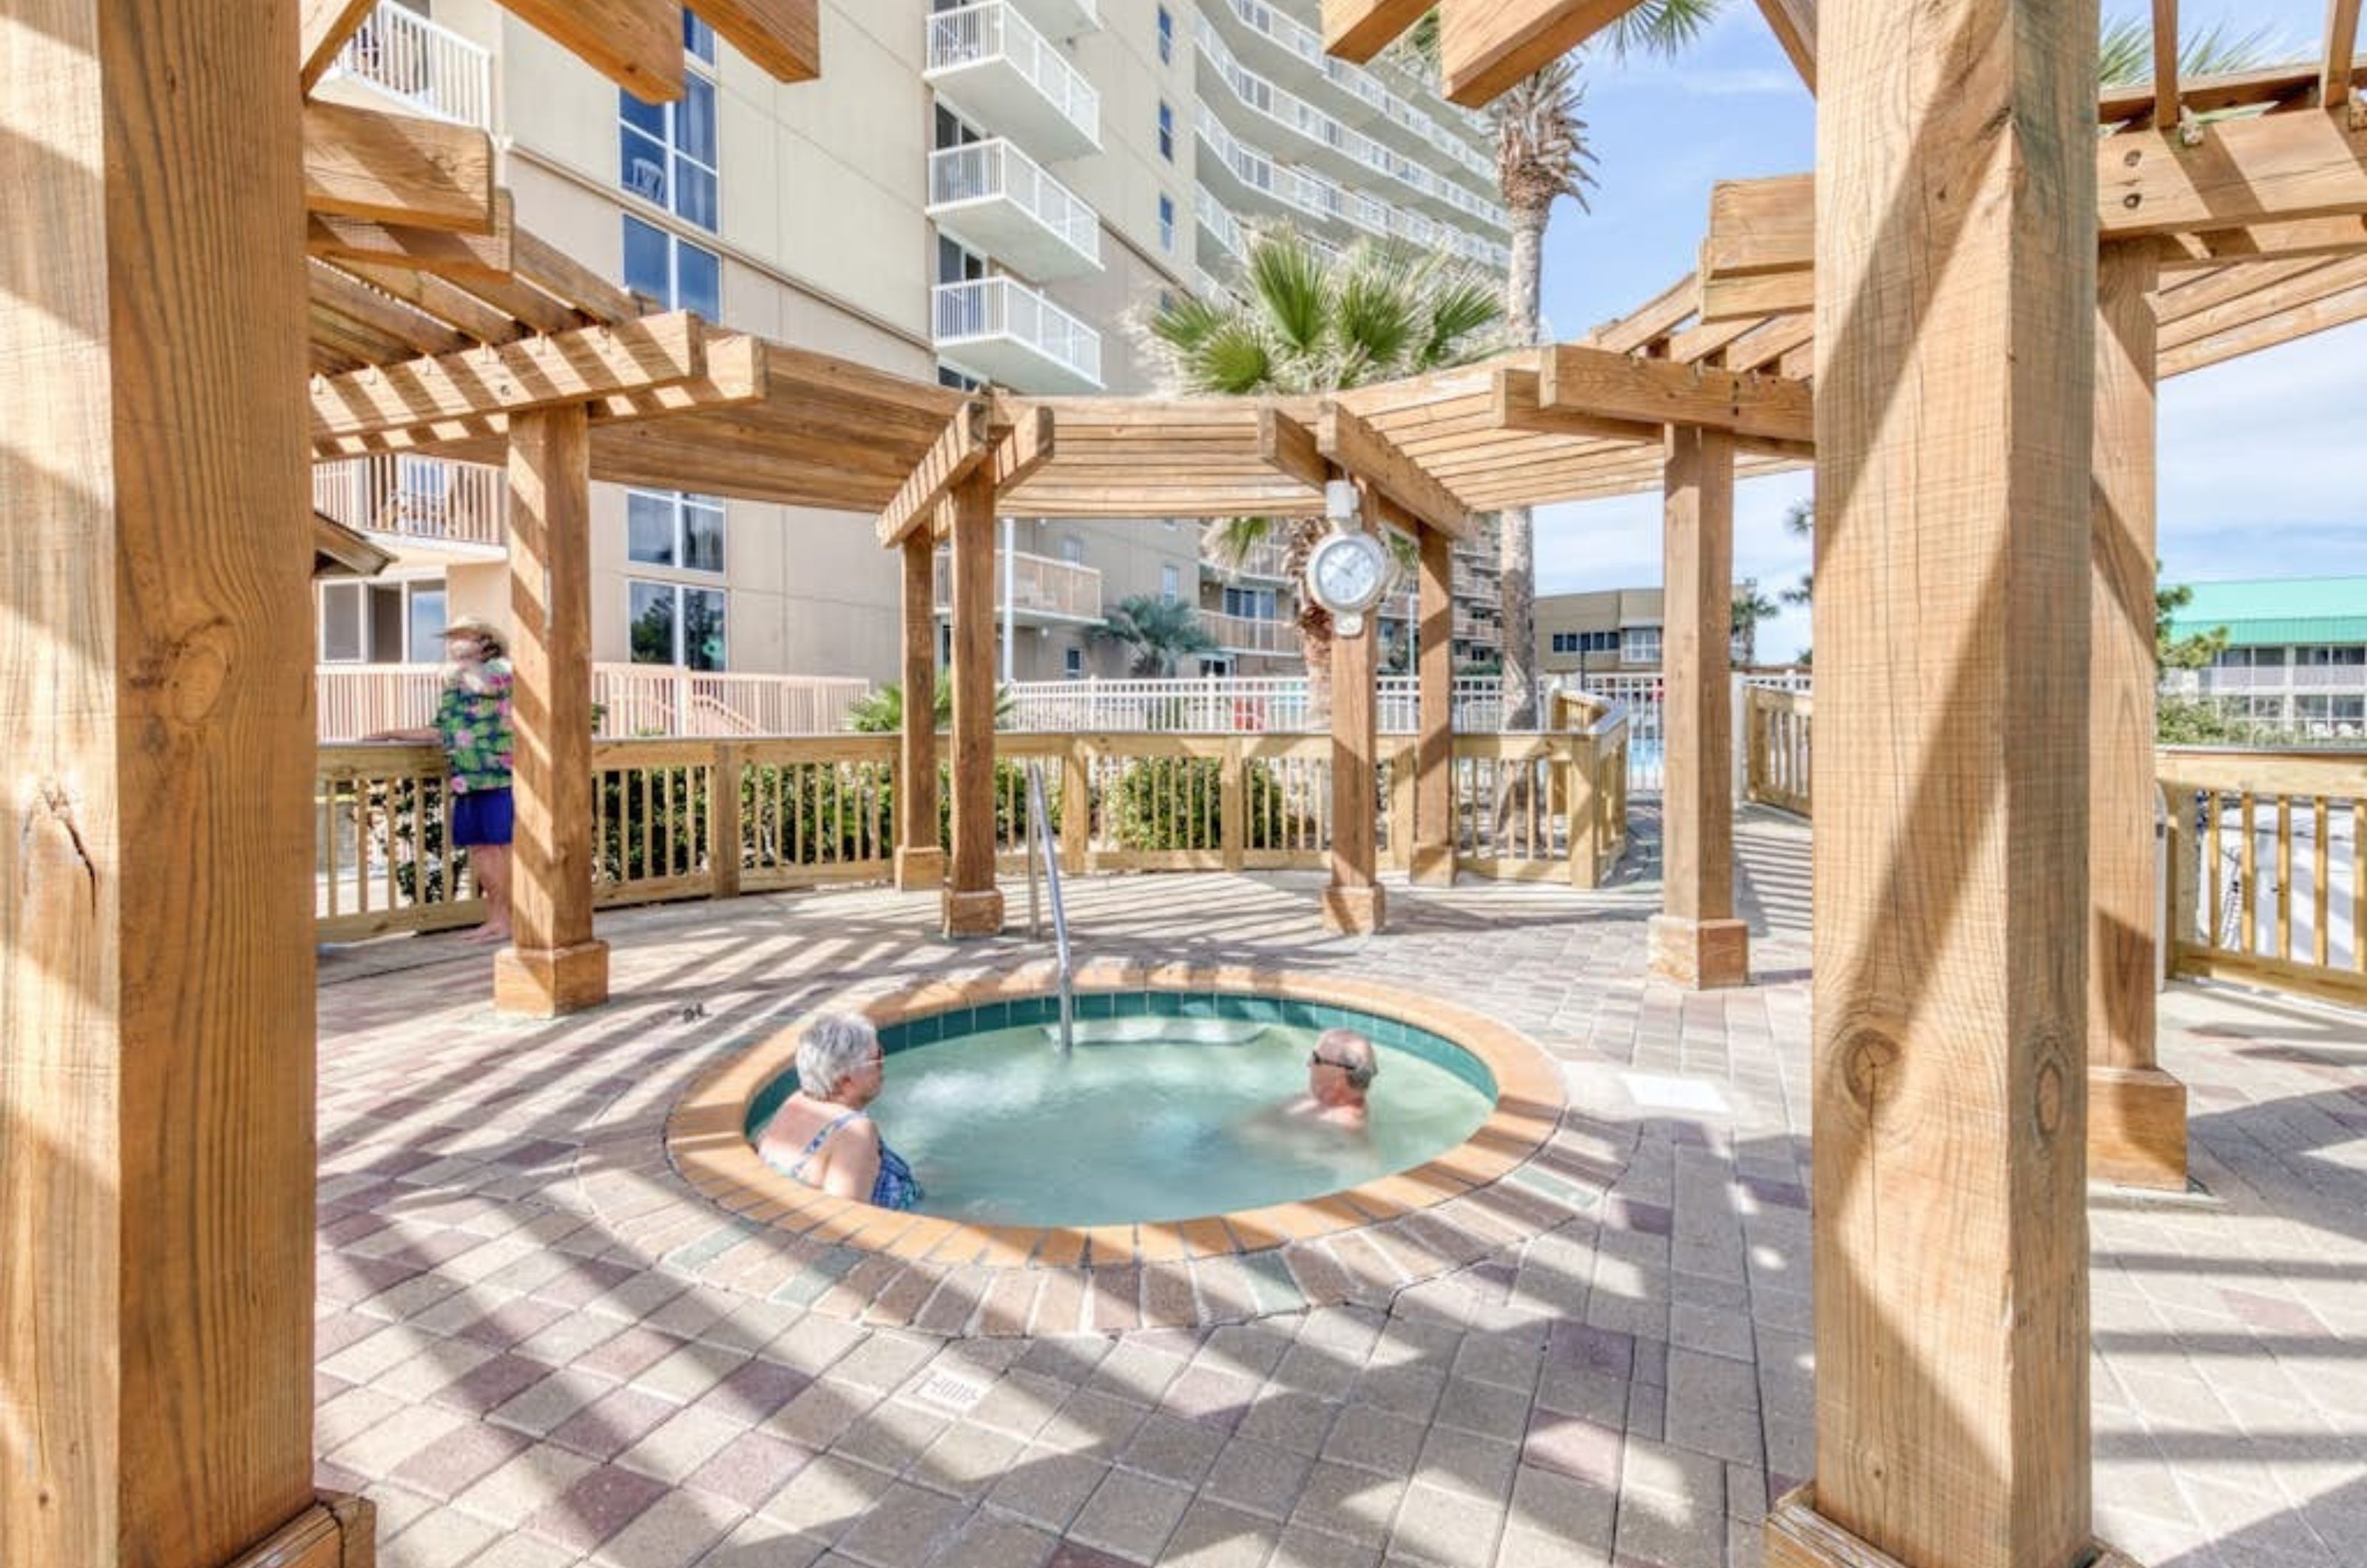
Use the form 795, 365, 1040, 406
1023, 759, 1075, 1055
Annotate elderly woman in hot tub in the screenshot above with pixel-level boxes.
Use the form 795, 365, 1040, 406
755, 1013, 923, 1210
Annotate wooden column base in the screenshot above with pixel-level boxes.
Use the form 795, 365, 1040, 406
895, 846, 947, 891
493, 939, 612, 1018
1766, 1486, 2141, 1568
228, 1493, 377, 1568
1321, 884, 1388, 935
1649, 913, 1751, 989
2088, 1063, 2189, 1190
942, 887, 1005, 939
1406, 845, 1456, 887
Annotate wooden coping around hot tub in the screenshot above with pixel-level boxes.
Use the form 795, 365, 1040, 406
665, 962, 1572, 1276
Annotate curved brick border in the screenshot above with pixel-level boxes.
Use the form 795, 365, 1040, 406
644, 960, 1624, 1334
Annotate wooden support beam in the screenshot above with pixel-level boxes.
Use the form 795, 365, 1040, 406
2151, 0, 2181, 129
1493, 367, 1664, 445
1539, 342, 1814, 444
501, 0, 685, 104
942, 469, 1004, 938
2328, 0, 2366, 109
895, 533, 945, 891
692, 0, 822, 81
1764, 0, 2116, 1564
2155, 213, 2367, 270
3, 1, 322, 1562
1314, 402, 1475, 539
311, 311, 709, 442
303, 100, 496, 233
1439, 0, 1641, 108
1323, 476, 1388, 935
2160, 276, 2367, 374
1587, 273, 1701, 354
2158, 253, 2367, 351
331, 259, 528, 344
990, 404, 1058, 493
877, 401, 990, 547
1320, 0, 1434, 63
309, 199, 517, 287
2090, 242, 2189, 1190
310, 259, 473, 360
494, 405, 610, 1017
2099, 56, 2367, 121
301, 0, 381, 90
1649, 426, 1746, 990
1755, 0, 1817, 92
512, 226, 641, 326
1409, 527, 1456, 887
1258, 406, 1330, 493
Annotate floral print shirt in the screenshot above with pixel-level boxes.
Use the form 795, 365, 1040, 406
436, 659, 514, 794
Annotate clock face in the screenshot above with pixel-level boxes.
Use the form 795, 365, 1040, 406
1309, 533, 1387, 613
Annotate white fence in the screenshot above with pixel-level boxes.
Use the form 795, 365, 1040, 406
329, 2, 493, 128
317, 665, 872, 741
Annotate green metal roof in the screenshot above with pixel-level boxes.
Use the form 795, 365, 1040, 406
2166, 578, 2367, 647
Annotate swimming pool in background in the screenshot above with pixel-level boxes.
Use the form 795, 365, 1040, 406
745, 993, 1496, 1229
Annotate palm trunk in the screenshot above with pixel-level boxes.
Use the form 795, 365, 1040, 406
1499, 197, 1549, 732
1286, 518, 1334, 729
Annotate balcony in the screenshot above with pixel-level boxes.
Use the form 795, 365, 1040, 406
928, 141, 1102, 281
1203, 540, 1294, 582
312, 455, 507, 558
325, 2, 493, 129
1205, 610, 1297, 656
933, 549, 1104, 626
933, 277, 1102, 392
925, 1, 1101, 163
1007, 0, 1097, 42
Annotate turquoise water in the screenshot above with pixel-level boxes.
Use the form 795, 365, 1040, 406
748, 996, 1496, 1229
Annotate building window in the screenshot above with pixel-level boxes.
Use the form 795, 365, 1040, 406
1224, 586, 1277, 620
1059, 535, 1085, 564
1622, 628, 1661, 666
1584, 630, 1618, 654
1156, 4, 1172, 63
1158, 194, 1175, 251
937, 234, 987, 286
1161, 563, 1181, 604
626, 488, 726, 573
319, 578, 447, 663
938, 363, 984, 391
1158, 101, 1174, 161
1065, 646, 1085, 679
618, 29, 718, 229
629, 580, 728, 669
622, 215, 720, 317
1550, 632, 1578, 655
2303, 645, 2366, 666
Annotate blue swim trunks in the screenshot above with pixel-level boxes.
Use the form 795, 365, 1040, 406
451, 786, 514, 848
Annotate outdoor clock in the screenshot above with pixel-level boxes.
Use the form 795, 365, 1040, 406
1303, 481, 1391, 638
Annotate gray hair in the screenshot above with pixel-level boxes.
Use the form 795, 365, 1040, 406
797, 1013, 880, 1099
1317, 1027, 1378, 1092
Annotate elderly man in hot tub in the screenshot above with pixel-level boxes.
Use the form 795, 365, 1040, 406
756, 1013, 923, 1210
1285, 1027, 1378, 1133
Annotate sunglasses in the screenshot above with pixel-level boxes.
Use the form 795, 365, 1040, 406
1308, 1052, 1360, 1072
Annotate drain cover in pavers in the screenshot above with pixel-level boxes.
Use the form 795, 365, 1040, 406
1616, 1072, 1732, 1115
910, 1368, 994, 1414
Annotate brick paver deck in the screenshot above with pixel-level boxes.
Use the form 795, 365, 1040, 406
315, 808, 2367, 1567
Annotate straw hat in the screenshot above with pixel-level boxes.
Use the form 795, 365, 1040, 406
440, 616, 508, 657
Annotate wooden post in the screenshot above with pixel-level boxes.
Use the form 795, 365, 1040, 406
1323, 480, 1386, 934
494, 405, 611, 1015
1221, 736, 1247, 873
895, 531, 945, 890
1, 0, 368, 1563
712, 743, 743, 900
1765, 2, 2130, 1567
2090, 239, 2189, 1189
943, 476, 1004, 936
1408, 523, 1456, 885
1650, 424, 1749, 988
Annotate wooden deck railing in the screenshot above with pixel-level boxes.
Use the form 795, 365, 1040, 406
1745, 686, 1813, 815
2159, 748, 2366, 1008
314, 720, 1633, 939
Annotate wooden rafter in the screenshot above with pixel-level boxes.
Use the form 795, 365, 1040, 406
500, 0, 685, 103
990, 405, 1057, 493
691, 0, 822, 83
303, 101, 496, 234
1492, 368, 1661, 445
1319, 0, 1436, 64
1754, 0, 1817, 94
1260, 408, 1328, 492
2158, 213, 2367, 269
1585, 274, 1698, 354
309, 207, 516, 287
1438, 0, 1643, 107
1538, 343, 1813, 443
2329, 0, 2366, 109
875, 402, 991, 547
2157, 254, 2367, 352
2152, 0, 2181, 130
2097, 56, 2367, 122
1315, 404, 1474, 539
2162, 277, 2367, 374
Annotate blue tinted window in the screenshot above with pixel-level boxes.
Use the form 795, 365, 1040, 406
675, 240, 720, 317
683, 10, 715, 62
622, 215, 670, 298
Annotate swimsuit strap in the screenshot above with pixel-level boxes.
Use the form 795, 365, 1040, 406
786, 1106, 868, 1182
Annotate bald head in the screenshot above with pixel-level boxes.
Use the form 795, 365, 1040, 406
1314, 1028, 1377, 1094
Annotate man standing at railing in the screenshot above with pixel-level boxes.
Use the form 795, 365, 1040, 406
364, 617, 516, 944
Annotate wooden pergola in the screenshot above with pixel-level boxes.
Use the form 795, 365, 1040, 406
871, 344, 1811, 940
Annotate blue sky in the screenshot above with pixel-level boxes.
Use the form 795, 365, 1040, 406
1530, 1, 2366, 660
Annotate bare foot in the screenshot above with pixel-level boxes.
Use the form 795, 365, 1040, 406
466, 925, 513, 946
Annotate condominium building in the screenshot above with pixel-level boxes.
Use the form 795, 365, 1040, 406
2161, 576, 2367, 737
311, 0, 1512, 706
1536, 586, 1778, 678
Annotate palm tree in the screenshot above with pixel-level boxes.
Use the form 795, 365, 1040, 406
1093, 594, 1219, 677
1145, 227, 1502, 721
1731, 578, 1779, 667
1778, 497, 1814, 612
2098, 13, 2273, 90
1397, 3, 1724, 731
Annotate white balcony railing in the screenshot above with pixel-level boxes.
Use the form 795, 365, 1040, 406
328, 2, 493, 129
928, 140, 1102, 272
315, 664, 872, 741
313, 455, 507, 550
926, 1, 1101, 155
933, 549, 1104, 623
933, 277, 1103, 391
1204, 610, 1297, 655
1209, 0, 1496, 178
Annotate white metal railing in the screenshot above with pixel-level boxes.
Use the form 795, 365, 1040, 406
925, 1, 1101, 147
1004, 675, 1507, 734
313, 455, 507, 549
315, 664, 871, 741
928, 141, 1101, 266
1196, 183, 1247, 259
933, 277, 1104, 388
1207, 539, 1294, 581
328, 2, 493, 129
1203, 609, 1298, 656
933, 548, 1104, 621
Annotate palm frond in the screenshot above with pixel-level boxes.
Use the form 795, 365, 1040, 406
2099, 12, 2277, 87
1202, 516, 1277, 568
1604, 0, 1726, 61
1247, 229, 1332, 360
